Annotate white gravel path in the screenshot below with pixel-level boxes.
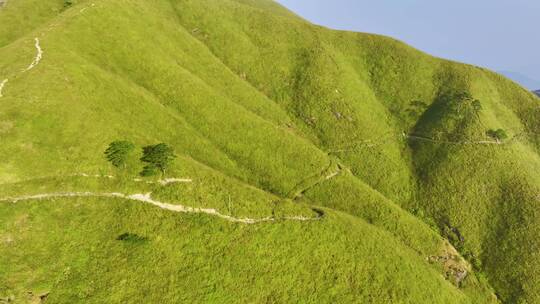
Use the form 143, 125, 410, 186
25, 38, 43, 71
0, 79, 7, 97
0, 192, 323, 224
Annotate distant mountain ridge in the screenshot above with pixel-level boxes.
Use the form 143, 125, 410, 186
534, 90, 540, 97
498, 70, 540, 90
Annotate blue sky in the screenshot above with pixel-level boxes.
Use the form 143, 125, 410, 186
276, 0, 540, 89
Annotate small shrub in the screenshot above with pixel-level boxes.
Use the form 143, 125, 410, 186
116, 233, 147, 244
471, 100, 482, 113
486, 129, 508, 142
462, 249, 482, 271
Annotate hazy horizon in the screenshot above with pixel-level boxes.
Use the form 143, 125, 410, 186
276, 0, 540, 90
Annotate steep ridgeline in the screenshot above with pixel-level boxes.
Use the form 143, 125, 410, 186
1, 0, 539, 303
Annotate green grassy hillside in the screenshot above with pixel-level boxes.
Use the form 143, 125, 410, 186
0, 0, 539, 303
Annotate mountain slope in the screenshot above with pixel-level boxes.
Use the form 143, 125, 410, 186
0, 0, 539, 303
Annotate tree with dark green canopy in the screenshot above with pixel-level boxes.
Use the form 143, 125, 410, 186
471, 99, 482, 119
140, 143, 176, 176
486, 129, 508, 142
104, 141, 135, 168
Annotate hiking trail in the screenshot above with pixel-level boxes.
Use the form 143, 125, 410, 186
25, 38, 43, 71
0, 192, 323, 224
0, 79, 7, 97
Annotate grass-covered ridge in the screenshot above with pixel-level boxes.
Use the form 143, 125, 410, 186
0, 0, 539, 303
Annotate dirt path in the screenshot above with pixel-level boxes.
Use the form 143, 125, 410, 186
328, 132, 510, 154
133, 177, 193, 185
80, 3, 95, 13
70, 173, 192, 185
0, 192, 323, 224
25, 38, 43, 71
286, 161, 343, 200
406, 134, 502, 145
158, 178, 193, 185
0, 79, 7, 97
0, 37, 42, 99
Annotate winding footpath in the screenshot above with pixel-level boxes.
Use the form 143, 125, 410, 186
0, 79, 7, 97
406, 133, 503, 145
80, 3, 95, 13
328, 132, 516, 154
285, 161, 343, 200
25, 38, 43, 71
0, 37, 43, 98
0, 192, 323, 224
132, 177, 193, 185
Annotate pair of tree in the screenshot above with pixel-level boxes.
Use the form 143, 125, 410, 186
104, 141, 175, 176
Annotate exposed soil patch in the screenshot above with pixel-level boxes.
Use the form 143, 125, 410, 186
428, 241, 470, 287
